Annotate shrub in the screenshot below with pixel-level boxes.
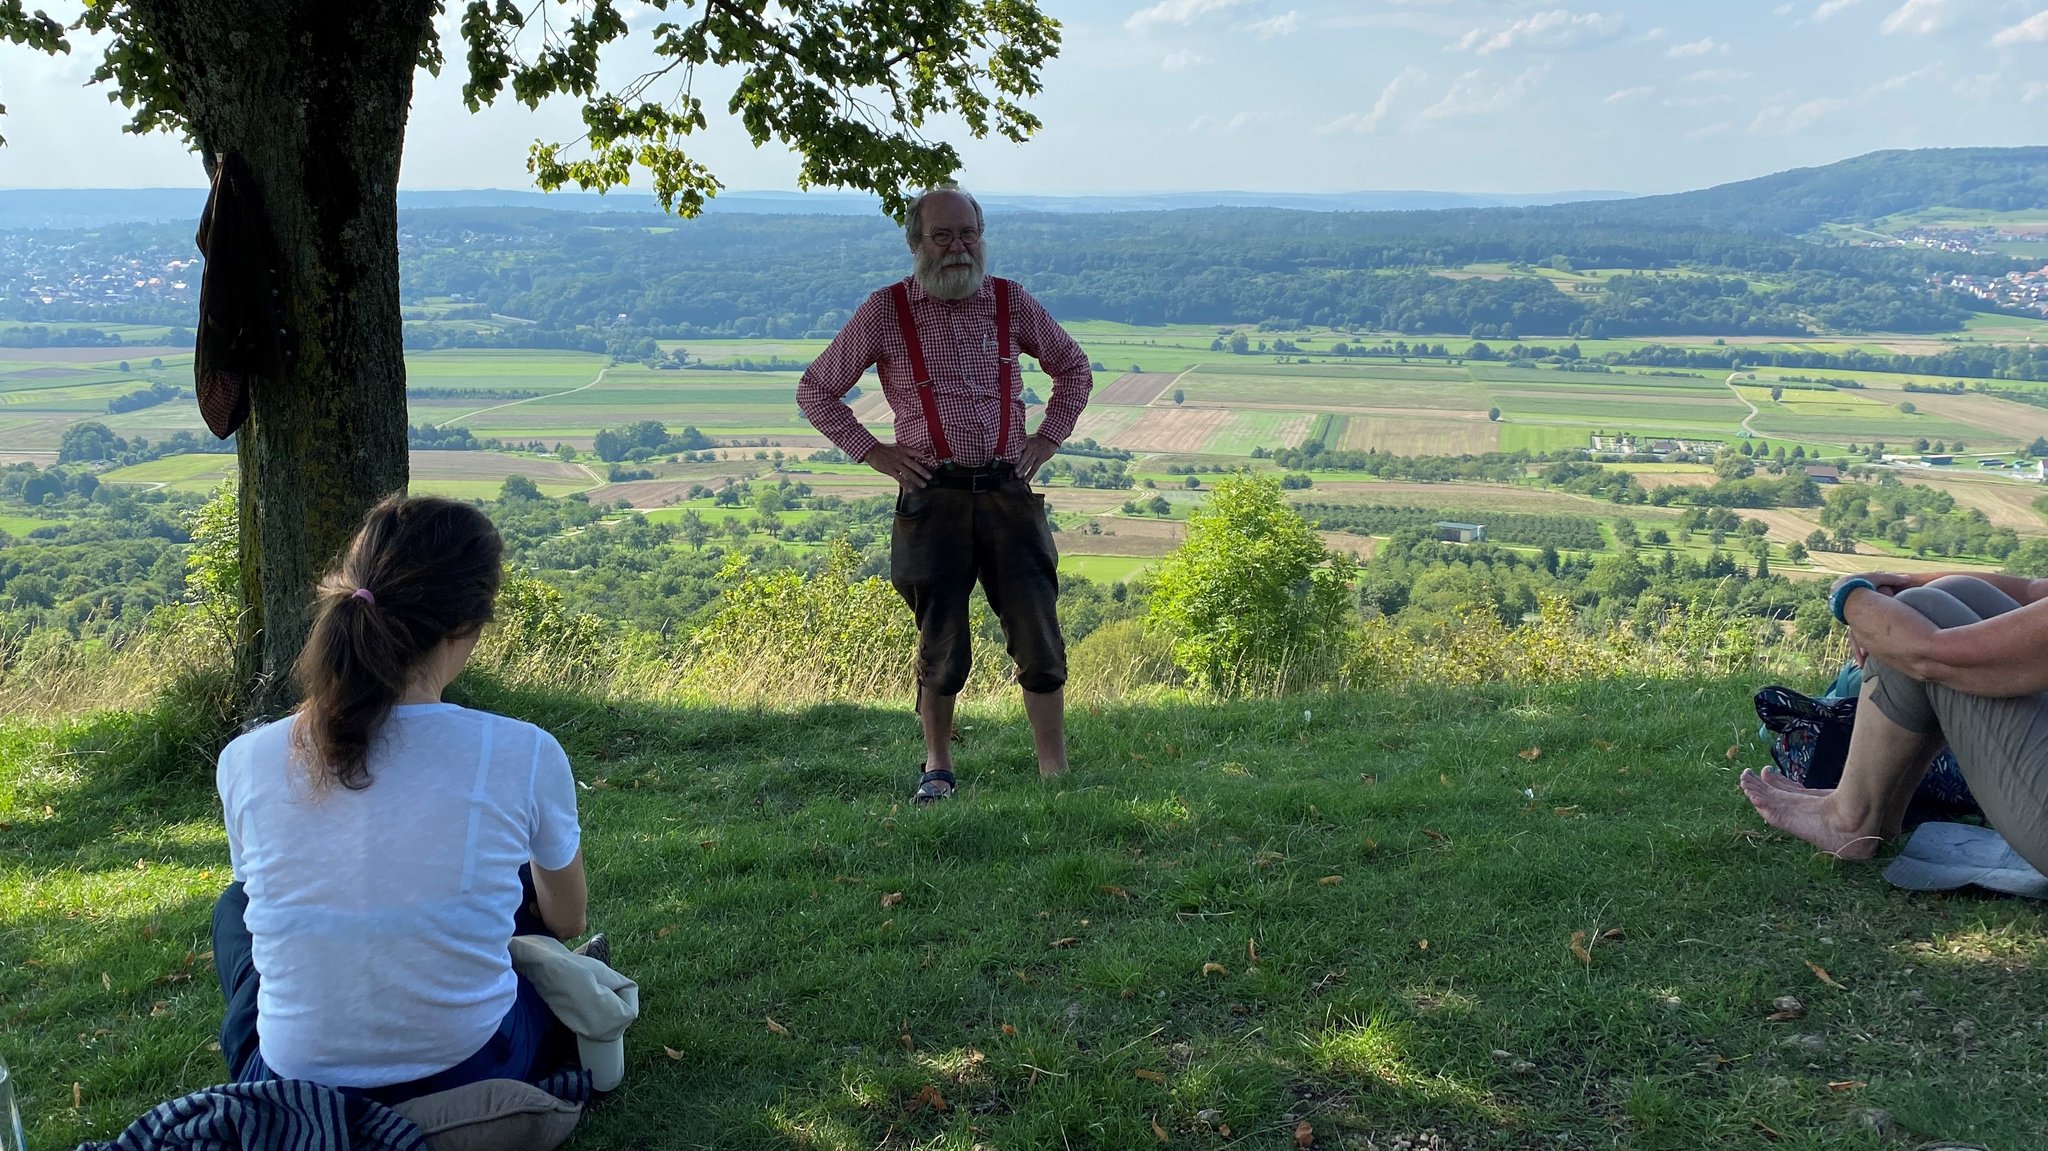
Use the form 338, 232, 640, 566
1148, 476, 1355, 694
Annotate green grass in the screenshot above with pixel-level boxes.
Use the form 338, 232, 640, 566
0, 511, 56, 537
6, 674, 2045, 1149
1059, 553, 1155, 583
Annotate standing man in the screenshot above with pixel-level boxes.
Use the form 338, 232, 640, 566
797, 186, 1094, 805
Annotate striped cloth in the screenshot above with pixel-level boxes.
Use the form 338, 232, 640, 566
72, 1071, 591, 1151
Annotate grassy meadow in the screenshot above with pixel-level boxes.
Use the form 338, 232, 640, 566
4, 654, 2046, 1151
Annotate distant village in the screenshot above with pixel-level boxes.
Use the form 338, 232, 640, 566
1933, 265, 2048, 318
0, 233, 197, 316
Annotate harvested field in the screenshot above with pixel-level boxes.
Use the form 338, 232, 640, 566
1859, 388, 2048, 444
1070, 405, 1146, 444
408, 451, 589, 483
1336, 416, 1499, 455
1098, 371, 1179, 405
1904, 472, 2048, 533
1059, 514, 1184, 556
0, 345, 190, 363
1629, 470, 1717, 489
1301, 481, 1670, 518
849, 391, 894, 422
1320, 531, 1378, 561
1111, 407, 1230, 453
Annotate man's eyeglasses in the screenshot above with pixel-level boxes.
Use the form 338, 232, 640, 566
922, 228, 981, 247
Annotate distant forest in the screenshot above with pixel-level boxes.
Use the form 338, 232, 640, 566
6, 147, 2045, 344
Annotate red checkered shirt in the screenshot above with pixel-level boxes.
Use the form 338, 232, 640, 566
797, 275, 1094, 467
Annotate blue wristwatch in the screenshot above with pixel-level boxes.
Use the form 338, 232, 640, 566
1829, 577, 1876, 625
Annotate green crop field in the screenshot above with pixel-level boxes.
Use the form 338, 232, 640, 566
100, 453, 238, 492
1059, 553, 1154, 583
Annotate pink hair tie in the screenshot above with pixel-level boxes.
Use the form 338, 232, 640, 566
350, 587, 376, 605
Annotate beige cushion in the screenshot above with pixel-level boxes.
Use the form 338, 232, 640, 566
391, 1078, 582, 1151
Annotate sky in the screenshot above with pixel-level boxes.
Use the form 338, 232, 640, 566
1, 0, 2046, 199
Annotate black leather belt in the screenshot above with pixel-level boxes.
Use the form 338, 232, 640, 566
925, 462, 1017, 492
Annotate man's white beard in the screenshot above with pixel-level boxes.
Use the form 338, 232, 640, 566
914, 243, 988, 300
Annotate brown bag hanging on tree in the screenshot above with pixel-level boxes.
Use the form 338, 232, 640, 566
192, 153, 288, 439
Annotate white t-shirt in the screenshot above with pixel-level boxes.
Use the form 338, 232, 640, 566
217, 703, 581, 1087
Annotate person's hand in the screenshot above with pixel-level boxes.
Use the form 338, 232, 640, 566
864, 443, 932, 489
1848, 632, 1869, 668
1014, 434, 1059, 483
1831, 571, 1912, 597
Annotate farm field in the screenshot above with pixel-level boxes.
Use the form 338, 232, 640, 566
16, 333, 2048, 578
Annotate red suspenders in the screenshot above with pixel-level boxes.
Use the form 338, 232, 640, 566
888, 278, 1016, 466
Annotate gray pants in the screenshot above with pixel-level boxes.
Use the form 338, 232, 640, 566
1866, 576, 2048, 870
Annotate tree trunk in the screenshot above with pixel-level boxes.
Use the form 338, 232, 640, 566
134, 1, 432, 714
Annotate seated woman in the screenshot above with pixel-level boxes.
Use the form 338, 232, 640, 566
210, 495, 589, 1103
1742, 570, 2048, 871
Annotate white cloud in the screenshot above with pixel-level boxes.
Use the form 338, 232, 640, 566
1810, 0, 1865, 22
1420, 65, 1547, 120
2026, 81, 2048, 102
1452, 9, 1622, 55
1317, 66, 1424, 134
1684, 68, 1749, 83
1161, 49, 1207, 72
1667, 37, 1727, 57
1189, 109, 1283, 135
1750, 95, 1854, 134
1990, 10, 2048, 46
1880, 0, 1950, 35
1685, 121, 1734, 141
1127, 0, 1253, 32
1634, 26, 1668, 41
1606, 85, 1655, 103
1871, 64, 1937, 93
1310, 66, 1425, 134
1953, 71, 2002, 100
1248, 10, 1301, 38
1664, 94, 1735, 109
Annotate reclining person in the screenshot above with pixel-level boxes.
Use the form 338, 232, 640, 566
1742, 570, 2048, 870
211, 495, 591, 1103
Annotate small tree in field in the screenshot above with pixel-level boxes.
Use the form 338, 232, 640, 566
1148, 476, 1354, 693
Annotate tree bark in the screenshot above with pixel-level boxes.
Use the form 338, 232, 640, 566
132, 0, 432, 714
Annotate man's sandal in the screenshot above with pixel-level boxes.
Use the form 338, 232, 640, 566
912, 766, 956, 807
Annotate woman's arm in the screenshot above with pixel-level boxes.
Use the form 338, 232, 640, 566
530, 849, 588, 940
1845, 589, 2048, 696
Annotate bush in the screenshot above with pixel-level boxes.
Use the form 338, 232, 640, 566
1065, 618, 1181, 701
1148, 476, 1355, 694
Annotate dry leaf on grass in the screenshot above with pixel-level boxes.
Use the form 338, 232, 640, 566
1135, 1068, 1166, 1083
1202, 962, 1229, 976
1569, 930, 1593, 966
1150, 1114, 1169, 1143
1553, 806, 1580, 817
664, 1046, 684, 1060
1416, 938, 1430, 951
656, 925, 675, 939
1001, 1022, 1017, 1036
1827, 1080, 1866, 1092
1518, 747, 1543, 760
1100, 884, 1130, 900
1591, 738, 1614, 751
881, 891, 905, 908
1601, 927, 1625, 942
765, 1016, 790, 1036
1294, 1119, 1314, 1147
1318, 875, 1343, 886
908, 1085, 948, 1113
1726, 744, 1741, 760
1423, 828, 1450, 843
1247, 938, 1260, 965
74, 1082, 82, 1109
1806, 960, 1845, 990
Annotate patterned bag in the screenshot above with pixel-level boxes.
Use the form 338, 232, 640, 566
1753, 682, 1979, 822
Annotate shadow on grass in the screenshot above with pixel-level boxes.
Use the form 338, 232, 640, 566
6, 670, 2045, 1149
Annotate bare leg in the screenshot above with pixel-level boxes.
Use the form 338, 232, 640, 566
920, 689, 957, 795
1023, 687, 1068, 778
1741, 677, 1942, 858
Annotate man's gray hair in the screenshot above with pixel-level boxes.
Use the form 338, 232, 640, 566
905, 185, 985, 246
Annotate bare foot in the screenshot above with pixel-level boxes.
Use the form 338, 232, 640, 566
1739, 769, 1884, 860
1759, 767, 1809, 792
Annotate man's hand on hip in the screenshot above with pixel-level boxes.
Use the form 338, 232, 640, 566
1014, 434, 1059, 482
864, 443, 932, 489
